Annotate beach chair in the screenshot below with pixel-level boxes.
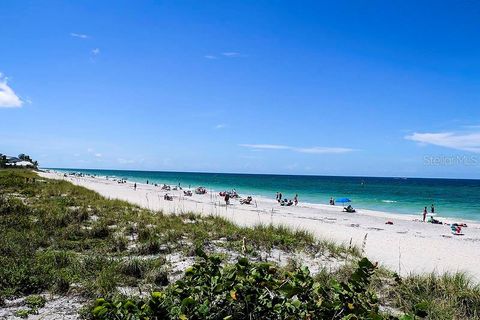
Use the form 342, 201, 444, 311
451, 224, 464, 235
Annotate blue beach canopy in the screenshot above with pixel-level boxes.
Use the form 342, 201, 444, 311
336, 197, 351, 204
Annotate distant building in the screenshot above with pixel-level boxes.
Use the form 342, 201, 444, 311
5, 156, 20, 163
5, 160, 35, 168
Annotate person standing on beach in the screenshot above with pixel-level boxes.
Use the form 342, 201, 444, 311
431, 204, 435, 214
279, 192, 282, 203
225, 193, 230, 206
423, 207, 427, 222
294, 194, 298, 206
134, 183, 137, 191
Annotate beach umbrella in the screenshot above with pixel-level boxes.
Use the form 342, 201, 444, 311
335, 197, 351, 205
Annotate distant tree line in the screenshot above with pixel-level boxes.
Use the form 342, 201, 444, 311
0, 154, 6, 168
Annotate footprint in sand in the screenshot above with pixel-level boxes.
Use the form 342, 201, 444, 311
350, 223, 360, 228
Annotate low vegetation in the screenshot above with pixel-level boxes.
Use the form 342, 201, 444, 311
91, 251, 383, 319
0, 169, 479, 319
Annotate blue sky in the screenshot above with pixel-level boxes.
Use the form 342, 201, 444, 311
1, 1, 480, 178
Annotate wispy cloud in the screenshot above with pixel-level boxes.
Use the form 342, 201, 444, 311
204, 52, 244, 59
87, 148, 102, 158
70, 32, 89, 39
406, 131, 480, 153
117, 158, 135, 164
239, 144, 354, 154
222, 52, 241, 57
0, 73, 23, 108
91, 48, 100, 56
214, 124, 227, 129
239, 144, 290, 150
294, 147, 357, 154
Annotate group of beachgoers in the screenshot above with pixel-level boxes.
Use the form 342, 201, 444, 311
275, 192, 298, 206
421, 204, 468, 235
329, 197, 356, 212
221, 189, 250, 205
422, 204, 436, 222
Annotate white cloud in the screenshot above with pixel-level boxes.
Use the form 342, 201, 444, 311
239, 144, 290, 150
214, 124, 227, 129
0, 73, 23, 108
406, 131, 480, 153
91, 48, 100, 56
87, 148, 102, 157
117, 158, 136, 164
294, 147, 355, 154
239, 144, 353, 154
70, 32, 89, 39
204, 55, 217, 59
222, 52, 240, 57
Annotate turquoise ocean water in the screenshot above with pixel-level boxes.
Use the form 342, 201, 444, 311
49, 168, 480, 222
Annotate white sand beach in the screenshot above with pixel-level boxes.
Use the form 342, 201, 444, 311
40, 171, 480, 281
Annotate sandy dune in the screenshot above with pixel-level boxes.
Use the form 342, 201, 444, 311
40, 171, 480, 281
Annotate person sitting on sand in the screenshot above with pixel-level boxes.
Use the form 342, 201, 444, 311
329, 197, 335, 205
240, 196, 253, 205
428, 216, 442, 224
286, 199, 293, 206
164, 194, 173, 201
344, 205, 356, 213
423, 207, 427, 222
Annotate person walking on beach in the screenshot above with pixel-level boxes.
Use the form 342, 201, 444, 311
276, 192, 279, 202
134, 183, 137, 191
423, 207, 427, 222
431, 204, 435, 214
278, 192, 282, 203
294, 194, 298, 206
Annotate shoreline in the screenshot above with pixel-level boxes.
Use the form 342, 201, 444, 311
40, 170, 480, 281
44, 167, 480, 223
46, 168, 480, 225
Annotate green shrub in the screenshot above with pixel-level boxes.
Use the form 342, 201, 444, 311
25, 294, 46, 309
90, 252, 394, 319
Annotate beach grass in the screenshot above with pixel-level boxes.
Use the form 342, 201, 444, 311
1, 169, 479, 319
0, 169, 356, 299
